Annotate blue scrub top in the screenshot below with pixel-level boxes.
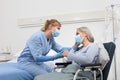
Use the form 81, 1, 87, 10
17, 30, 63, 64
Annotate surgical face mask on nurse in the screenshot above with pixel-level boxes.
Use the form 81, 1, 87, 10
75, 35, 83, 44
52, 28, 60, 37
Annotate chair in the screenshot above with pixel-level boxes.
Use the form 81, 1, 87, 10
102, 42, 116, 80
55, 42, 116, 80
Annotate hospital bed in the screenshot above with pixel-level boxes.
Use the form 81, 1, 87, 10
0, 62, 33, 80
0, 51, 34, 80
0, 51, 56, 80
34, 42, 116, 80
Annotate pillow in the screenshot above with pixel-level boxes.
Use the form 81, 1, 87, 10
96, 43, 110, 70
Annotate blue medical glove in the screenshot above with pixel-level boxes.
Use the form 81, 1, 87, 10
65, 47, 72, 51
53, 53, 63, 60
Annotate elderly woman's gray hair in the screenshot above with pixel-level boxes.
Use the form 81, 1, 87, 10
77, 27, 94, 42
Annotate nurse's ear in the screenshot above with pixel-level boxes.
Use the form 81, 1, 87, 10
48, 24, 53, 30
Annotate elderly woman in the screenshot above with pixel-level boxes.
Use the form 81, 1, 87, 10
62, 27, 98, 65
34, 27, 99, 80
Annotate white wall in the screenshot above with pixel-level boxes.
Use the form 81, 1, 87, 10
0, 0, 120, 53
55, 22, 106, 45
0, 0, 120, 80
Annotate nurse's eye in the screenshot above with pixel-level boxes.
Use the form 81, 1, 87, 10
76, 33, 79, 35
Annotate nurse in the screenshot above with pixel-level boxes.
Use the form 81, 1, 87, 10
17, 19, 70, 77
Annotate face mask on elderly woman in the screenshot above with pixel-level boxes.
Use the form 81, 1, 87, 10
75, 35, 83, 44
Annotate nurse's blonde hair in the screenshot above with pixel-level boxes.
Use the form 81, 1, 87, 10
41, 19, 61, 31
77, 27, 94, 42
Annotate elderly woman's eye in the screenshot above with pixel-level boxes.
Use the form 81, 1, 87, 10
57, 28, 60, 30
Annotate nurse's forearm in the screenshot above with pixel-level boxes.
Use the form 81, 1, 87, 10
35, 53, 63, 62
35, 56, 54, 62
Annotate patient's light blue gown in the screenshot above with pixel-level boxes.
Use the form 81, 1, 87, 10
17, 30, 68, 77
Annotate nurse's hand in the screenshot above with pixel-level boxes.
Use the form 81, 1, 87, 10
62, 50, 69, 57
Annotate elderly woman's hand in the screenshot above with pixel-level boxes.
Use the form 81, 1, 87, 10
74, 42, 80, 47
62, 50, 69, 57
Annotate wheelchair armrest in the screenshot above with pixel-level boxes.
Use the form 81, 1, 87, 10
55, 61, 72, 68
81, 63, 102, 70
